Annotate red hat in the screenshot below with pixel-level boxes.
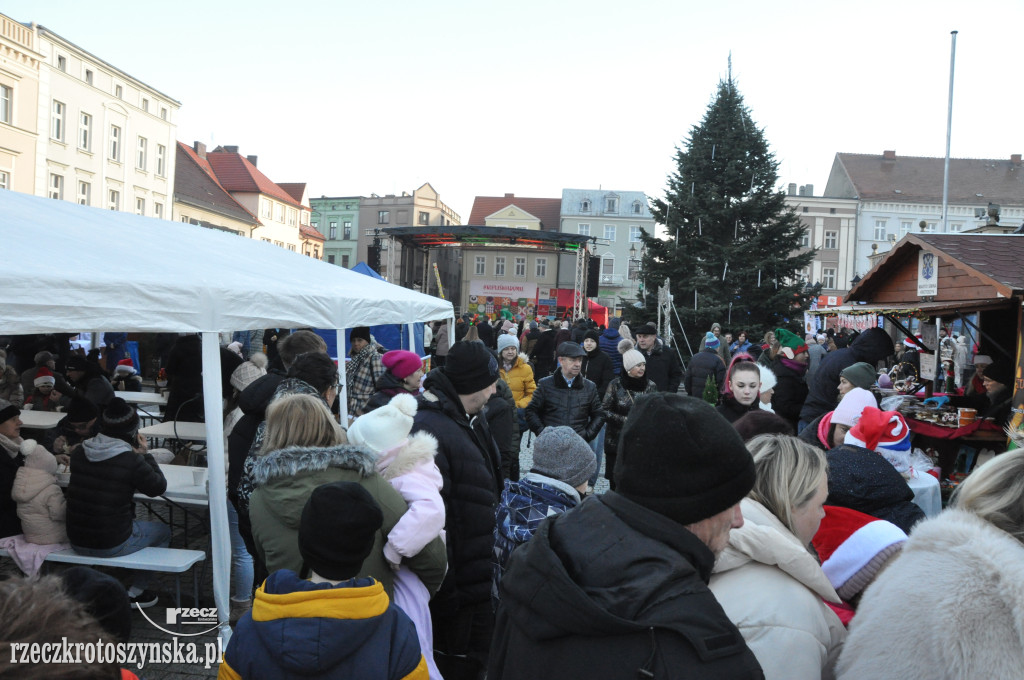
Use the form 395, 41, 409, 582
844, 407, 911, 455
903, 334, 922, 348
812, 505, 907, 600
34, 366, 56, 388
381, 350, 423, 381
113, 358, 136, 375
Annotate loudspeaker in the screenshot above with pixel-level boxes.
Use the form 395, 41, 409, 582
586, 257, 600, 298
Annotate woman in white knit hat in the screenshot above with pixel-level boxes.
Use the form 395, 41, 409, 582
757, 365, 778, 413
600, 339, 657, 490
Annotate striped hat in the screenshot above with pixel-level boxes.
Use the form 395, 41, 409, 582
812, 505, 907, 601
844, 407, 911, 455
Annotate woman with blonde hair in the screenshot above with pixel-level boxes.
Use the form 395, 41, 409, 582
248, 393, 448, 601
710, 434, 846, 680
837, 450, 1024, 679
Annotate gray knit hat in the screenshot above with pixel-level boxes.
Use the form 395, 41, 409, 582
531, 426, 596, 488
841, 362, 877, 390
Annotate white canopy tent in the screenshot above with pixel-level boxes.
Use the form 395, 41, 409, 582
0, 189, 453, 641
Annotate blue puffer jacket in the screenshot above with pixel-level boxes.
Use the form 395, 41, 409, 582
599, 328, 624, 375
492, 473, 581, 605
220, 570, 427, 680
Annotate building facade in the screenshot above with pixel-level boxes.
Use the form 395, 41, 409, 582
31, 21, 179, 218
172, 141, 259, 236
558, 189, 655, 312
0, 14, 42, 194
783, 184, 859, 296
310, 196, 361, 267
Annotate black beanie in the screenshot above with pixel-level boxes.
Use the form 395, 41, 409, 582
584, 329, 600, 343
0, 399, 17, 425
66, 396, 99, 423
350, 327, 371, 343
61, 567, 132, 642
614, 393, 756, 526
100, 397, 139, 444
443, 341, 499, 394
299, 482, 383, 581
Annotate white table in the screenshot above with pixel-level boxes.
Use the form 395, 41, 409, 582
907, 471, 942, 519
19, 410, 66, 429
139, 421, 207, 441
156, 464, 209, 506
116, 391, 168, 406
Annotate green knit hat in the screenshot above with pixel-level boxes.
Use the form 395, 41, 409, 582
775, 328, 809, 359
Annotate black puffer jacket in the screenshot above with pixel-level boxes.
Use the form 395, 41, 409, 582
717, 396, 759, 424
0, 443, 24, 538
825, 444, 925, 534
683, 348, 726, 397
581, 347, 614, 396
641, 339, 683, 393
769, 358, 809, 430
66, 434, 167, 550
487, 379, 520, 481
525, 370, 604, 441
800, 328, 892, 424
412, 369, 503, 614
602, 374, 658, 457
528, 330, 557, 379
488, 492, 764, 679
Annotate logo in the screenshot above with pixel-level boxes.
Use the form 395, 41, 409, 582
137, 607, 221, 637
922, 252, 935, 280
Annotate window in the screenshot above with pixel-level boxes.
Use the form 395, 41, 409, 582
419, 211, 430, 225
287, 208, 297, 226
923, 221, 937, 232
300, 211, 309, 225
0, 85, 11, 124
494, 256, 506, 277
156, 145, 166, 176
329, 222, 337, 239
135, 197, 145, 215
822, 267, 837, 290
475, 256, 486, 276
287, 244, 296, 252
48, 174, 63, 200
108, 189, 120, 211
273, 202, 284, 223
514, 257, 526, 278
136, 136, 147, 170
536, 257, 547, 278
109, 125, 120, 161
578, 223, 591, 236
830, 207, 837, 215
114, 84, 123, 99
873, 219, 887, 241
77, 181, 90, 205
901, 220, 912, 235
824, 231, 837, 249
343, 221, 352, 240
606, 197, 618, 213
949, 222, 963, 233
602, 256, 614, 276
604, 225, 616, 241
142, 98, 149, 113
802, 206, 809, 213
160, 107, 167, 120
632, 200, 643, 215
378, 210, 390, 224
51, 100, 65, 141
800, 231, 810, 248
581, 199, 591, 212
154, 202, 163, 219
327, 254, 335, 264
342, 254, 350, 268
57, 55, 66, 72
629, 225, 643, 242
78, 112, 91, 150
0, 171, 8, 189
260, 199, 272, 219
84, 69, 93, 86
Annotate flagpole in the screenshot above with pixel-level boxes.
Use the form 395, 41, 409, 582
941, 30, 957, 232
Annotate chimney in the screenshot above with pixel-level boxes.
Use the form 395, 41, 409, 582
788, 183, 797, 196
805, 184, 813, 196
224, 145, 239, 153
504, 193, 514, 199
193, 141, 206, 159
798, 185, 806, 196
883, 150, 896, 160
1012, 154, 1022, 165
246, 155, 258, 167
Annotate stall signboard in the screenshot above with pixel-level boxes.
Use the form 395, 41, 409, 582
917, 251, 938, 296
920, 353, 937, 381
469, 280, 538, 299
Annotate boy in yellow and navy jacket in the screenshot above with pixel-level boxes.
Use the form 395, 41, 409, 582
219, 481, 427, 680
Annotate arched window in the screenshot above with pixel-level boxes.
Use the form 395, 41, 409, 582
581, 199, 591, 212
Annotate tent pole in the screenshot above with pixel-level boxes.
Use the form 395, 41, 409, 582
337, 331, 349, 428
407, 323, 416, 352
201, 332, 232, 645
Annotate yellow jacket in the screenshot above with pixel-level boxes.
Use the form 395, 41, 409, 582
500, 354, 536, 408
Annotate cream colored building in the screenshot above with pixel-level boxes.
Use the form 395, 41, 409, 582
784, 185, 859, 295
0, 14, 42, 194
30, 22, 179, 218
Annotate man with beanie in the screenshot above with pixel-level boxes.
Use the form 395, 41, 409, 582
221, 482, 428, 680
411, 340, 503, 678
492, 426, 595, 605
67, 397, 168, 608
634, 323, 683, 392
51, 396, 100, 458
347, 326, 385, 416
489, 393, 763, 679
684, 331, 727, 398
525, 342, 604, 445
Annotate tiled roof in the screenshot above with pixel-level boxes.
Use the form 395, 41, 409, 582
832, 152, 1024, 205
174, 143, 259, 225
206, 150, 302, 208
467, 195, 562, 230
299, 224, 325, 242
278, 183, 307, 204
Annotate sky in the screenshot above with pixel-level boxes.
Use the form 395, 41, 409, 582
8, 0, 1024, 220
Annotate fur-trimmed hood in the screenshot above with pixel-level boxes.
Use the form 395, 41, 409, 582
376, 431, 438, 481
250, 443, 376, 487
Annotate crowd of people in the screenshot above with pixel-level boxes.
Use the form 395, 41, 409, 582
0, 315, 1020, 679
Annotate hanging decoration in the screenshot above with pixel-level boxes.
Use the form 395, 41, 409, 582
722, 262, 729, 281
694, 289, 698, 310
711, 144, 716, 160
698, 217, 702, 235
734, 220, 739, 238
757, 269, 762, 287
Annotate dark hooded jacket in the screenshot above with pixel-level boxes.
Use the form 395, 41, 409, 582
0, 442, 24, 538
683, 348, 726, 398
412, 369, 503, 615
227, 369, 286, 506
363, 370, 417, 414
640, 339, 683, 393
825, 444, 925, 534
598, 327, 624, 375
769, 357, 809, 430
486, 378, 520, 481
524, 370, 604, 441
581, 345, 614, 397
528, 329, 557, 380
488, 491, 764, 679
800, 328, 893, 424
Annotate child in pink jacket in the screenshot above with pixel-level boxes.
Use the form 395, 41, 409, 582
348, 392, 445, 680
11, 440, 67, 545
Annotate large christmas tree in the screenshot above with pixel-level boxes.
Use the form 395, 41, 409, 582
628, 73, 814, 346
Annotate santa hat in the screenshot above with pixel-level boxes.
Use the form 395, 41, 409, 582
34, 367, 56, 388
113, 358, 136, 376
812, 505, 907, 600
903, 334, 922, 349
844, 407, 911, 455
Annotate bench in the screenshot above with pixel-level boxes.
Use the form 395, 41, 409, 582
0, 546, 206, 608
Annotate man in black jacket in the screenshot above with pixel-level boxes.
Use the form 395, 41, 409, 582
489, 393, 764, 679
412, 341, 503, 680
525, 342, 604, 443
528, 319, 557, 380
635, 323, 683, 393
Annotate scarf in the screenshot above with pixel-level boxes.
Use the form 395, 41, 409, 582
620, 371, 649, 392
0, 432, 23, 458
779, 356, 809, 376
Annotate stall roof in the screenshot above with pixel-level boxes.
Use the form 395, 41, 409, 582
0, 190, 452, 333
848, 233, 1024, 302
807, 299, 1013, 317
383, 225, 590, 250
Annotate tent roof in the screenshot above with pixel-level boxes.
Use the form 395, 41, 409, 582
0, 190, 453, 333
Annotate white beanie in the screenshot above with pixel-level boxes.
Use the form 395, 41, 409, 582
618, 338, 645, 373
757, 365, 777, 392
497, 334, 519, 353
348, 392, 417, 456
832, 387, 876, 427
